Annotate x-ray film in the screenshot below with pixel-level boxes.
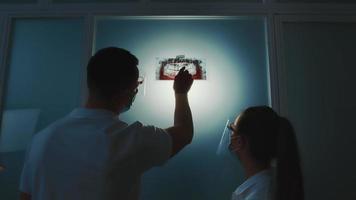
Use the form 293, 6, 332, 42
156, 55, 207, 80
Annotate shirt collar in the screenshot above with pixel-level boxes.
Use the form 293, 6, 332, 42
69, 107, 118, 119
234, 169, 272, 196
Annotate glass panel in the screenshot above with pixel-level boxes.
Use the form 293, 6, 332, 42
0, 0, 36, 4
0, 16, 4, 59
152, 0, 260, 2
282, 22, 356, 200
53, 0, 136, 3
278, 0, 356, 2
0, 18, 85, 200
53, 0, 261, 2
95, 16, 270, 200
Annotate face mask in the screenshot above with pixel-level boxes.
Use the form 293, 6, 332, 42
120, 90, 137, 113
228, 137, 241, 160
228, 129, 238, 152
228, 143, 238, 154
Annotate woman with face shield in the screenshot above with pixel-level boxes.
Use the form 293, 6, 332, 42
229, 106, 304, 200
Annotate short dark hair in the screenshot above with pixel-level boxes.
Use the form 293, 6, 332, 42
87, 47, 139, 99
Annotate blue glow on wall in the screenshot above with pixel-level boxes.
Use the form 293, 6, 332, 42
95, 16, 271, 200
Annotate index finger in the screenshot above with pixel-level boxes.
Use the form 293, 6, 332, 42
177, 67, 186, 75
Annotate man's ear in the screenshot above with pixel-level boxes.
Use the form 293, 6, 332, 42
111, 93, 128, 110
114, 90, 130, 102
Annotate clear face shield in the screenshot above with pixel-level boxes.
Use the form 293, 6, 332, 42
217, 119, 232, 156
216, 118, 240, 157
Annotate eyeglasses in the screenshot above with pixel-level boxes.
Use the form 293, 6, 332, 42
227, 123, 240, 141
227, 123, 237, 132
132, 76, 144, 94
137, 76, 144, 85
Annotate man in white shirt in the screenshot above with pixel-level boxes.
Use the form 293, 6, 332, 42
19, 47, 194, 200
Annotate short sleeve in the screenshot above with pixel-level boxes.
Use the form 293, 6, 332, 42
136, 124, 172, 171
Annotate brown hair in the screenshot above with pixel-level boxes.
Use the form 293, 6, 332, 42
237, 106, 304, 200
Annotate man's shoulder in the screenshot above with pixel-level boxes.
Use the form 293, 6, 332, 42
108, 121, 162, 134
107, 121, 169, 143
31, 116, 72, 143
121, 121, 167, 136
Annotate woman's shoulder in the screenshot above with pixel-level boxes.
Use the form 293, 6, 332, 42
232, 169, 274, 200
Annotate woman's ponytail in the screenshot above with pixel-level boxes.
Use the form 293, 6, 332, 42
236, 106, 304, 200
275, 117, 304, 200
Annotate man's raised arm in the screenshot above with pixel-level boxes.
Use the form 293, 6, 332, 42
165, 67, 194, 157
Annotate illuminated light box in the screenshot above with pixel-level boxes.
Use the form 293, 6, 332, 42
94, 16, 270, 200
156, 55, 207, 80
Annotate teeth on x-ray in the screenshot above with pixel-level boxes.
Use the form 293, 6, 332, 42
156, 55, 207, 80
